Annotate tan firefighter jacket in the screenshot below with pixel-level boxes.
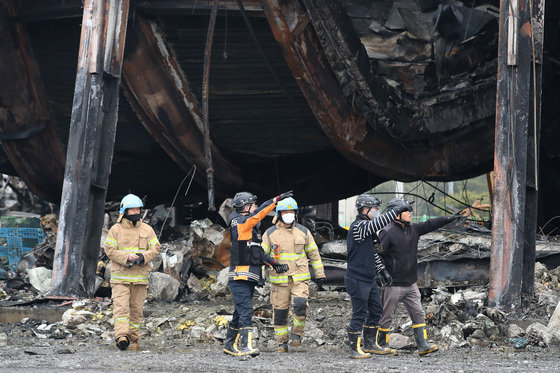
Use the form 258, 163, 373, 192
105, 218, 160, 285
262, 222, 325, 284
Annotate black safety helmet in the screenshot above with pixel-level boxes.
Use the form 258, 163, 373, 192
233, 192, 257, 211
386, 197, 414, 212
355, 193, 382, 211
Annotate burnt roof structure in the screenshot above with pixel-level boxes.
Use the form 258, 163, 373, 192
0, 0, 558, 232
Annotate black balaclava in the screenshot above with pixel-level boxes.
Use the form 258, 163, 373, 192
126, 212, 141, 226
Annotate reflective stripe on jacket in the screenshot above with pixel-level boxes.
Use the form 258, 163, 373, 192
262, 222, 325, 284
105, 218, 161, 285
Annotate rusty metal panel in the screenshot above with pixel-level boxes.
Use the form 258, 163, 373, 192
261, 0, 497, 183
0, 0, 66, 202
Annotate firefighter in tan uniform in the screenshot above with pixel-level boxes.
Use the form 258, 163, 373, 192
261, 197, 326, 352
105, 194, 160, 351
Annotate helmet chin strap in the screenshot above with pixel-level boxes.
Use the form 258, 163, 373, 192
396, 216, 411, 226
359, 207, 372, 219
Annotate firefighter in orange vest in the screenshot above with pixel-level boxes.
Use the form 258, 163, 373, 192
224, 191, 291, 357
261, 197, 326, 352
105, 194, 160, 351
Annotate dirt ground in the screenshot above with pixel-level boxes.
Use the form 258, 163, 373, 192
1, 344, 559, 373
2, 294, 560, 373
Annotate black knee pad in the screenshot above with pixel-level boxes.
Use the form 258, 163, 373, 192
293, 297, 307, 317
273, 308, 289, 325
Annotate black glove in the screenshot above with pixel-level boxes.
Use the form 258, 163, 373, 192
393, 202, 413, 215
376, 268, 393, 287
131, 253, 145, 266
272, 262, 289, 273
315, 277, 325, 289
275, 191, 293, 203
446, 214, 465, 224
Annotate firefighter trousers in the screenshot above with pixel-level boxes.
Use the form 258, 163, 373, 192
271, 277, 309, 343
112, 283, 148, 343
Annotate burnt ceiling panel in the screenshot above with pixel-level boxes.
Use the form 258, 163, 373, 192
156, 14, 331, 157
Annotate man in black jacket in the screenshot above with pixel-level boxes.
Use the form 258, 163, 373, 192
345, 193, 411, 359
378, 198, 462, 356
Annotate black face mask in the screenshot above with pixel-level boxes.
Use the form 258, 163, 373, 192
126, 213, 141, 226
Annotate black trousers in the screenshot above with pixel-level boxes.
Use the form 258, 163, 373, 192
229, 279, 256, 328
345, 275, 383, 332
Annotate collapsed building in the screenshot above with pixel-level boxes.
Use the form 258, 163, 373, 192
0, 0, 558, 327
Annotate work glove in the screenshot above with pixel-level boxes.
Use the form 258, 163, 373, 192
446, 213, 465, 224
129, 253, 145, 267
272, 262, 289, 273
274, 191, 293, 203
393, 202, 414, 215
375, 268, 393, 287
315, 277, 325, 289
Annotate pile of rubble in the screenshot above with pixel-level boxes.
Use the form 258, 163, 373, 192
3, 210, 560, 354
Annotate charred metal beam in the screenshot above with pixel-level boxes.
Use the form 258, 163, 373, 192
121, 15, 242, 194
201, 0, 220, 212
489, 0, 544, 310
0, 0, 66, 202
522, 0, 545, 299
51, 0, 130, 297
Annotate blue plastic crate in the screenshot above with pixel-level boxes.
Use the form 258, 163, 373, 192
0, 227, 45, 270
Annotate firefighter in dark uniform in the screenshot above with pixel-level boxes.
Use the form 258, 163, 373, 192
345, 193, 412, 359
223, 191, 291, 357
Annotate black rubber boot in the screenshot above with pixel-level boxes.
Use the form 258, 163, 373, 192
348, 330, 371, 359
223, 323, 239, 356
413, 324, 439, 356
290, 334, 302, 347
238, 327, 260, 357
277, 342, 288, 352
377, 327, 390, 349
116, 336, 129, 351
363, 326, 397, 355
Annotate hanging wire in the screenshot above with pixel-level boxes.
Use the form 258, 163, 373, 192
159, 165, 197, 238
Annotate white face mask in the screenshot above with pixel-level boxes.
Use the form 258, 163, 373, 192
281, 212, 296, 224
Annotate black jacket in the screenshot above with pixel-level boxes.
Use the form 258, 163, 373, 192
228, 199, 276, 283
379, 217, 451, 286
345, 210, 397, 282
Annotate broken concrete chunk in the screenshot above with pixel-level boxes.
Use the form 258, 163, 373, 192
475, 314, 499, 337
210, 267, 229, 294
190, 325, 205, 339
507, 324, 525, 339
190, 219, 225, 246
441, 320, 468, 348
547, 301, 560, 332
62, 309, 95, 328
147, 272, 180, 301
320, 240, 347, 259
187, 273, 203, 293
527, 322, 553, 346
535, 262, 547, 281
26, 267, 52, 293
